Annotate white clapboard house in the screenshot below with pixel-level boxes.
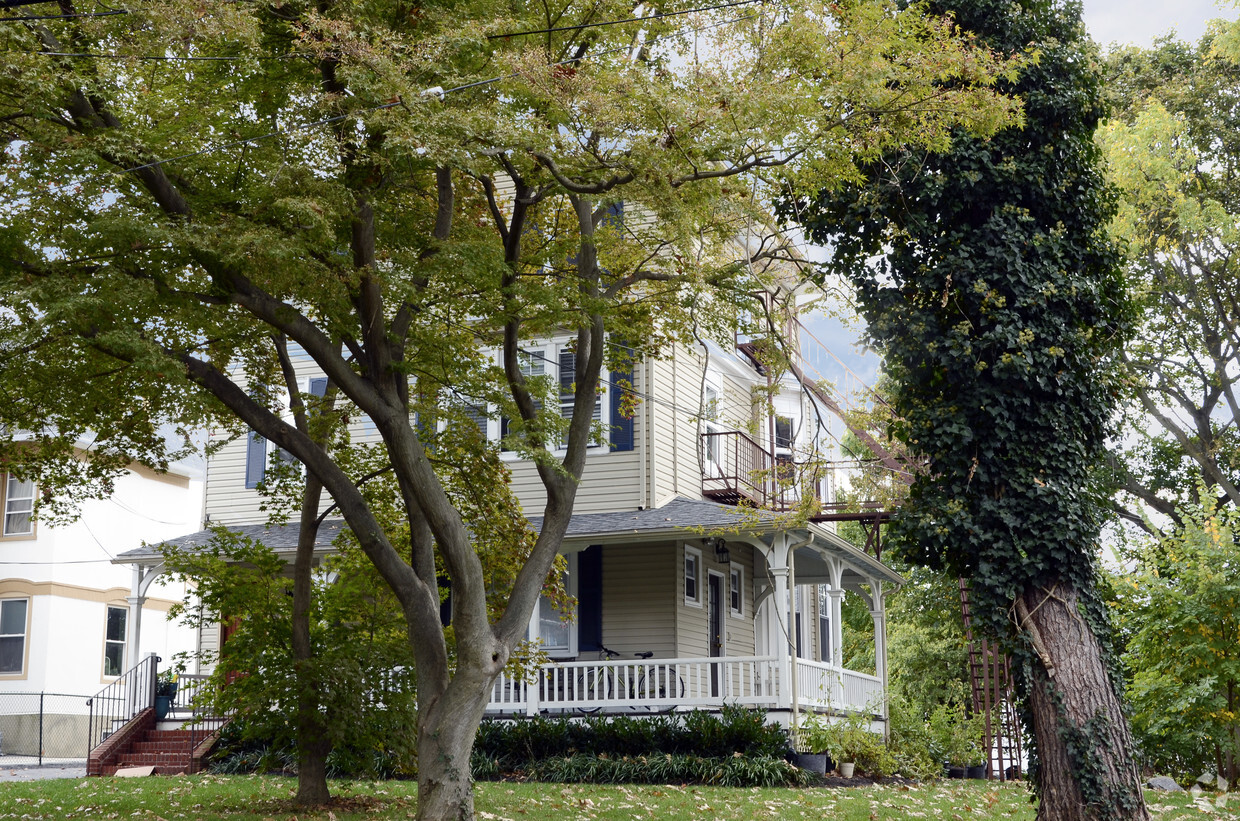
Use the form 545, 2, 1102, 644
115, 320, 900, 732
0, 446, 201, 761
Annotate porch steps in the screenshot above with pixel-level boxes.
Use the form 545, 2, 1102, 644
108, 729, 197, 775
92, 722, 221, 776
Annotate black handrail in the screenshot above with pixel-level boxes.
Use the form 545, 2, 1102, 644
86, 653, 159, 755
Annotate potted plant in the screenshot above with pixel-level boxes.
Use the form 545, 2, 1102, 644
791, 715, 835, 775
155, 670, 179, 720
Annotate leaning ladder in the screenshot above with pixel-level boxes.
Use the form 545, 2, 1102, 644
958, 578, 1023, 781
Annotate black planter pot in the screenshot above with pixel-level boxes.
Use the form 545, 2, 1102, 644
792, 753, 830, 775
946, 766, 966, 779
966, 765, 987, 779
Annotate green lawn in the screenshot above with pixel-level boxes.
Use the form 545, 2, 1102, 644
0, 776, 1234, 819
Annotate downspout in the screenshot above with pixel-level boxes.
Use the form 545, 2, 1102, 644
647, 357, 657, 507
638, 355, 647, 508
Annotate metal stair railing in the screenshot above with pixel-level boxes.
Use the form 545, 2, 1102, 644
86, 652, 159, 754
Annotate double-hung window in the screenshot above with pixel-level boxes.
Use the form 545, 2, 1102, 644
3, 475, 35, 537
535, 554, 577, 657
684, 547, 701, 605
729, 564, 743, 617
558, 348, 602, 448
103, 606, 128, 677
0, 599, 28, 675
818, 586, 831, 663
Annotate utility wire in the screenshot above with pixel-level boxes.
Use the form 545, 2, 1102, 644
0, 8, 124, 20
17, 49, 298, 61
487, 0, 761, 39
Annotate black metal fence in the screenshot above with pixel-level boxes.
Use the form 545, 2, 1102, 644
0, 692, 92, 764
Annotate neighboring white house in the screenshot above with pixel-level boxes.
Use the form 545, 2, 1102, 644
0, 459, 203, 697
117, 313, 900, 731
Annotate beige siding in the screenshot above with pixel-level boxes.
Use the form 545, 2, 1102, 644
650, 345, 712, 504
601, 542, 675, 659
726, 543, 756, 656
673, 541, 757, 657
198, 620, 220, 675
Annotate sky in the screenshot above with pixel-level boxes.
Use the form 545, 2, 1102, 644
801, 0, 1237, 433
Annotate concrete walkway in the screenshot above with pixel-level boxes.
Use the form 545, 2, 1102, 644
0, 761, 87, 781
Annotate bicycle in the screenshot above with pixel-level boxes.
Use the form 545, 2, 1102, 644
597, 646, 686, 712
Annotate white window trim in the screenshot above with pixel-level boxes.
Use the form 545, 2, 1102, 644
728, 563, 744, 618
0, 597, 30, 677
537, 553, 578, 659
494, 340, 610, 459
684, 546, 702, 607
2, 474, 36, 538
102, 604, 128, 679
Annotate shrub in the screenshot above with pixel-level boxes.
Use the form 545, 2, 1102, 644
475, 707, 787, 763
472, 708, 797, 787
507, 753, 809, 787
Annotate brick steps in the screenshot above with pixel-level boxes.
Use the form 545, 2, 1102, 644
90, 718, 216, 777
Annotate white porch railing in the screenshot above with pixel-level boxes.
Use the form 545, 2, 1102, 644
486, 655, 882, 715
488, 656, 781, 715
792, 658, 883, 713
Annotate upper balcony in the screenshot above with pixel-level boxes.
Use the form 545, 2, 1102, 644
700, 430, 816, 511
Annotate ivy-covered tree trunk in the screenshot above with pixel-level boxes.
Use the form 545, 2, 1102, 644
1020, 581, 1145, 819
788, 0, 1149, 817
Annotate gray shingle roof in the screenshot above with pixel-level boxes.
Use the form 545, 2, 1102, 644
114, 497, 900, 588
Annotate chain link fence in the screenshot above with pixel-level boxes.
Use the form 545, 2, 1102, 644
0, 692, 91, 765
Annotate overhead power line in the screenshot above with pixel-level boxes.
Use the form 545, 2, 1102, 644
487, 0, 761, 39
18, 49, 296, 61
0, 8, 125, 20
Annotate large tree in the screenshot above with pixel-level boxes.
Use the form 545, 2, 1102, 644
1099, 31, 1240, 530
0, 1, 1020, 817
788, 0, 1148, 817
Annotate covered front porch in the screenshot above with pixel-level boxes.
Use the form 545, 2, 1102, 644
490, 498, 901, 725
486, 654, 883, 716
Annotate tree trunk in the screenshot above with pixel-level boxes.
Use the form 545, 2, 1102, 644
292, 473, 332, 806
1019, 580, 1149, 821
414, 669, 496, 821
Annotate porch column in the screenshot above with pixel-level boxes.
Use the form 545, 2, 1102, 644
127, 562, 165, 672
766, 534, 792, 710
869, 579, 890, 741
825, 558, 845, 669
125, 595, 146, 673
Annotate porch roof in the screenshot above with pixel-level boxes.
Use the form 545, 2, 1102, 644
114, 497, 902, 586
534, 497, 903, 587
114, 518, 345, 565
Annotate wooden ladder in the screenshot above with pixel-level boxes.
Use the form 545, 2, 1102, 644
959, 578, 1023, 781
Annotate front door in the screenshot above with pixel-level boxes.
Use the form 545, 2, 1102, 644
708, 573, 723, 695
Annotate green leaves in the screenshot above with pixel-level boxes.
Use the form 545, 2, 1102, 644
1110, 484, 1240, 780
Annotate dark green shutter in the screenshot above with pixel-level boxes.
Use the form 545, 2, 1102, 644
578, 545, 603, 652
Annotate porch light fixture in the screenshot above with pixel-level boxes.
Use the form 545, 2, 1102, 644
705, 537, 729, 564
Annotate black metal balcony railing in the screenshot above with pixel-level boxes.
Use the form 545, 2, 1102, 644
701, 430, 808, 511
